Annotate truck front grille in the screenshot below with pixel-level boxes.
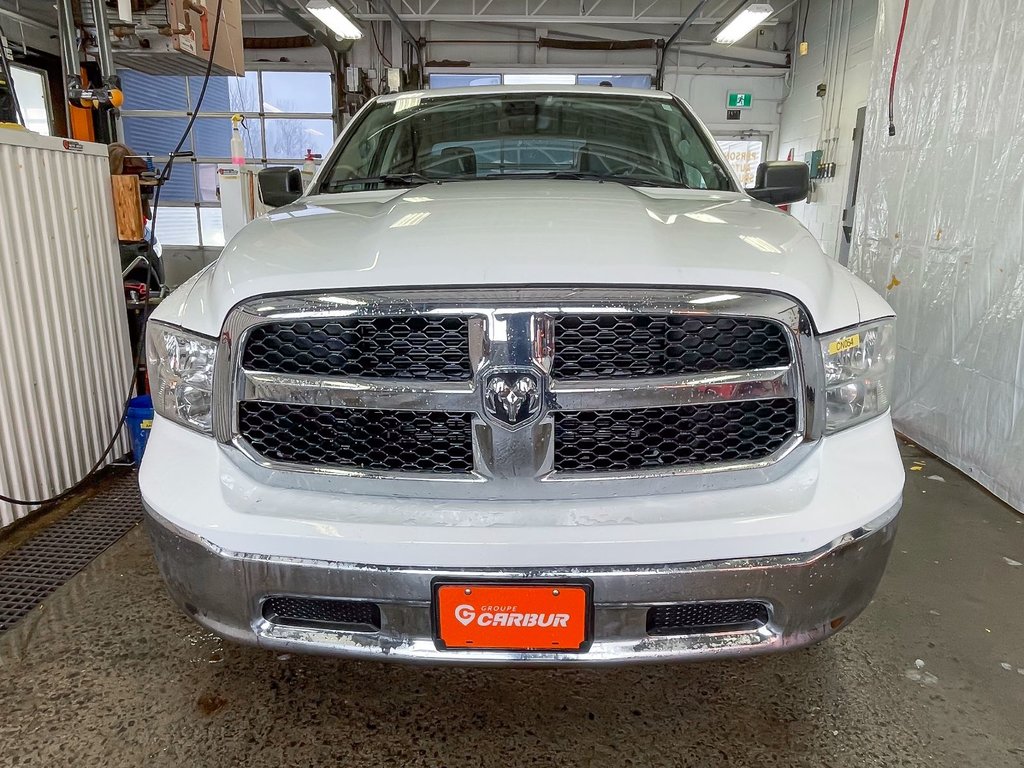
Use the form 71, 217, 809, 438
223, 289, 809, 491
554, 400, 798, 473
243, 316, 471, 381
238, 401, 474, 473
553, 315, 790, 379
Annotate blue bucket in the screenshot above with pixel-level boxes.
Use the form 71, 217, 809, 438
126, 394, 154, 465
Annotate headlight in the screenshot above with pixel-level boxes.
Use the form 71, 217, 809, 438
819, 320, 895, 433
146, 321, 217, 434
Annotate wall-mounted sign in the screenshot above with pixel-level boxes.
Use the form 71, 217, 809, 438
727, 109, 742, 121
727, 92, 753, 108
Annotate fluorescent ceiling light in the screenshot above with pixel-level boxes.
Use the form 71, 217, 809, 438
306, 0, 363, 39
714, 3, 774, 45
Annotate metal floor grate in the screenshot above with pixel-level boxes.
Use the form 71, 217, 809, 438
0, 472, 142, 633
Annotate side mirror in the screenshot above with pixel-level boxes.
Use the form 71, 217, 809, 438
747, 161, 810, 206
257, 167, 304, 208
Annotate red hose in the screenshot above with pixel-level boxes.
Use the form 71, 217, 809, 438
888, 0, 911, 136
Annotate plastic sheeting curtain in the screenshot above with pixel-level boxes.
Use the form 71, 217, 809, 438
850, 0, 1024, 512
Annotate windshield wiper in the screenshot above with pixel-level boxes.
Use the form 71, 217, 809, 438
326, 173, 439, 192
483, 171, 688, 189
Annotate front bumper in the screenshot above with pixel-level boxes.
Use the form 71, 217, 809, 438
144, 501, 899, 665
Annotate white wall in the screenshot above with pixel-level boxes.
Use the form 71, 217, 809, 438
666, 68, 786, 152
778, 0, 878, 259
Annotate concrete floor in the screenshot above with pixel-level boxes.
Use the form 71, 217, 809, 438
1, 441, 1023, 767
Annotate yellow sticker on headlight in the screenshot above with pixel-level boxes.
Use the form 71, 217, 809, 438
827, 333, 861, 355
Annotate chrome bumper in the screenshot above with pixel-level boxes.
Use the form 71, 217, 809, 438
143, 502, 900, 666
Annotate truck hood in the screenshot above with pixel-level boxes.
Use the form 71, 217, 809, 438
164, 180, 882, 335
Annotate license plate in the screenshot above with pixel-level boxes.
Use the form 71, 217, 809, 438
435, 583, 590, 651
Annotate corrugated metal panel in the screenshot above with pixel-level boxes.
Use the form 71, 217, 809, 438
0, 131, 132, 529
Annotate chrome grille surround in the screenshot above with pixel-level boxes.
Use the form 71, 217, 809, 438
213, 288, 823, 500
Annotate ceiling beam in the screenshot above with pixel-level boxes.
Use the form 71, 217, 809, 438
242, 11, 777, 24
541, 22, 674, 40
0, 4, 54, 31
674, 42, 787, 66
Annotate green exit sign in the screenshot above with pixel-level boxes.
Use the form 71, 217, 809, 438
727, 92, 753, 108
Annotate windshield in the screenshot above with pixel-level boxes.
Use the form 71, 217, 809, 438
319, 92, 733, 193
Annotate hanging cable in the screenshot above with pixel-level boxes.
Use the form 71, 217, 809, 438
816, 0, 837, 149
370, 21, 392, 68
823, 0, 851, 167
888, 0, 911, 136
0, 0, 226, 508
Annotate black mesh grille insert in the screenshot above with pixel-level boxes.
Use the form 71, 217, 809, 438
553, 315, 790, 379
262, 596, 381, 631
239, 401, 474, 473
647, 601, 770, 635
554, 399, 797, 473
243, 316, 471, 381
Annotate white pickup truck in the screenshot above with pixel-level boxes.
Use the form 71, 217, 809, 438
141, 85, 903, 664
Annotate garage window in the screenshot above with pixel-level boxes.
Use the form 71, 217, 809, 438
428, 73, 651, 89
428, 74, 503, 88
120, 69, 336, 246
9, 65, 53, 135
502, 73, 577, 85
577, 75, 652, 88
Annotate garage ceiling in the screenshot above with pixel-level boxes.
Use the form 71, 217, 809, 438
243, 0, 789, 28
0, 0, 793, 45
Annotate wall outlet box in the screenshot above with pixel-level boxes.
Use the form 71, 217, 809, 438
805, 149, 823, 178
386, 68, 404, 92
345, 67, 362, 93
